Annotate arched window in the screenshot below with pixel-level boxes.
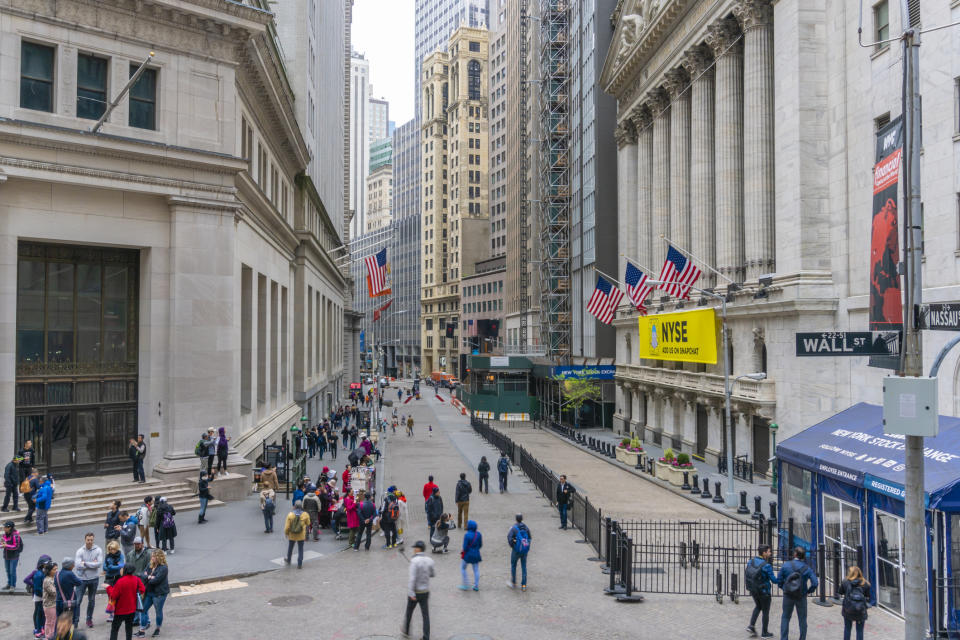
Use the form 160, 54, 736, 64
467, 60, 481, 100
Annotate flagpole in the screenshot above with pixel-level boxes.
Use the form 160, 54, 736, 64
593, 267, 625, 289
657, 234, 735, 285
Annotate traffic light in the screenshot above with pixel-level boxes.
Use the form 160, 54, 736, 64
488, 319, 500, 338
445, 323, 455, 339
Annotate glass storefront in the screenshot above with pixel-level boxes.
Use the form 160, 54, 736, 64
15, 242, 139, 477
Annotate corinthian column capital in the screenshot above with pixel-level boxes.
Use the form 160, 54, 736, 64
705, 15, 742, 58
734, 0, 774, 31
681, 44, 714, 78
663, 67, 691, 100
645, 87, 670, 117
629, 104, 653, 131
615, 118, 639, 148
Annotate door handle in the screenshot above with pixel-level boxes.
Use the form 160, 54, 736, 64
71, 449, 76, 462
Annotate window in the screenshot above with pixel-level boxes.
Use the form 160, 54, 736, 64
874, 1, 889, 45
469, 41, 480, 52
781, 463, 813, 547
467, 60, 481, 100
129, 65, 157, 129
20, 41, 55, 112
822, 496, 862, 591
77, 54, 108, 120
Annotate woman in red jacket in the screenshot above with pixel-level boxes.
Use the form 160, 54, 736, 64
106, 565, 145, 640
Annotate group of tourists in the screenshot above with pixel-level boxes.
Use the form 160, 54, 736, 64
3, 441, 55, 535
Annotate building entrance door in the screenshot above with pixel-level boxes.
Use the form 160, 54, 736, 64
696, 405, 708, 457
45, 409, 100, 476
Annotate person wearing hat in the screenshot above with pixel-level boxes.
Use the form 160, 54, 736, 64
283, 500, 311, 568
54, 558, 81, 618
2, 455, 21, 512
402, 540, 435, 640
127, 537, 150, 581
1, 519, 22, 590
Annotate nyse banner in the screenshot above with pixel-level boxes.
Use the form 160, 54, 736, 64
869, 116, 903, 330
637, 308, 719, 364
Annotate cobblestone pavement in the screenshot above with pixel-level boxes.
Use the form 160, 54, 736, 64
0, 389, 906, 639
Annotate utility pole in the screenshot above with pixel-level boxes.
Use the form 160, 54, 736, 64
899, 0, 925, 635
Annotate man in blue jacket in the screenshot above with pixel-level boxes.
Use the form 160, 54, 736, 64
35, 477, 53, 535
746, 543, 776, 637
776, 547, 818, 640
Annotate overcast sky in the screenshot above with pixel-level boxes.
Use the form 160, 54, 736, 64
352, 0, 415, 126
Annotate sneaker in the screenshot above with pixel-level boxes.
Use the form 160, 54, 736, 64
152, 629, 161, 637
506, 581, 515, 589
521, 584, 527, 592
142, 623, 151, 631
86, 620, 93, 629
283, 558, 291, 564
136, 631, 146, 638
760, 634, 774, 639
473, 585, 479, 591
458, 585, 469, 591
746, 627, 756, 636
167, 549, 174, 554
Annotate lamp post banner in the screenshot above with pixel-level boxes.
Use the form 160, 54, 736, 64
636, 308, 719, 364
869, 116, 904, 331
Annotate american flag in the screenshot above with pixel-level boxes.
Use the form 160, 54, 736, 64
657, 245, 702, 299
586, 275, 624, 325
624, 261, 652, 314
365, 247, 388, 297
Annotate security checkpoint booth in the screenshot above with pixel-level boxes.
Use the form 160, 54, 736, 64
775, 402, 960, 634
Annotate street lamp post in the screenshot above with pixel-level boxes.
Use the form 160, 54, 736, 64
369, 309, 406, 437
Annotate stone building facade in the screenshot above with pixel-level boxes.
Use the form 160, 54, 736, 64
601, 0, 960, 477
0, 0, 345, 479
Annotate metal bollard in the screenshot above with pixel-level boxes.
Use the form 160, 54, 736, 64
752, 495, 763, 520
616, 536, 644, 603
831, 542, 842, 603
647, 458, 655, 475
700, 478, 711, 499
737, 490, 750, 514
634, 454, 644, 471
690, 474, 700, 494
681, 471, 691, 490
712, 481, 724, 504
814, 544, 832, 607
601, 517, 613, 573
769, 501, 777, 522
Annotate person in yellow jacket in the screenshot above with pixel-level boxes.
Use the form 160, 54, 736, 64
283, 501, 311, 568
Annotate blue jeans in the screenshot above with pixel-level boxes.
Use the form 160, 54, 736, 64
780, 596, 808, 640
460, 560, 479, 588
36, 508, 48, 534
198, 497, 208, 520
843, 617, 865, 640
558, 503, 568, 528
3, 556, 16, 587
75, 578, 99, 624
133, 458, 145, 482
140, 593, 166, 628
263, 511, 273, 532
510, 550, 527, 586
286, 539, 304, 567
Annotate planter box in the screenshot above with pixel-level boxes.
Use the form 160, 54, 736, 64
655, 461, 673, 482
666, 465, 694, 487
615, 447, 627, 464
617, 448, 642, 467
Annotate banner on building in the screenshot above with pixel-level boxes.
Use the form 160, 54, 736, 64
869, 116, 903, 331
636, 308, 720, 364
553, 365, 616, 380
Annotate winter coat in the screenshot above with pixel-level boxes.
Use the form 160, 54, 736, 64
119, 518, 138, 546
144, 564, 169, 596
507, 522, 532, 549
1, 530, 22, 559
839, 578, 872, 620
127, 548, 150, 579
3, 461, 17, 488
260, 468, 279, 491
42, 575, 57, 608
461, 520, 483, 564
302, 493, 321, 523
104, 509, 122, 540
477, 460, 490, 477
425, 494, 443, 524
198, 477, 212, 499
156, 503, 177, 538
455, 479, 472, 503
35, 481, 53, 510
283, 509, 311, 541
105, 574, 145, 616
54, 569, 81, 610
358, 499, 377, 524
104, 551, 125, 581
344, 495, 359, 529
422, 482, 438, 502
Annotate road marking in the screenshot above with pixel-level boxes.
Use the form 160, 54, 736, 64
269, 549, 324, 565
171, 579, 247, 598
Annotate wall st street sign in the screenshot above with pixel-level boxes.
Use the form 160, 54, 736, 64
795, 331, 901, 357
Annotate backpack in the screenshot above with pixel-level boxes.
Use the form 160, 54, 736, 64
194, 440, 206, 457
782, 565, 805, 599
264, 497, 276, 516
161, 510, 175, 529
148, 506, 159, 528
23, 569, 36, 594
19, 478, 30, 494
498, 458, 509, 473
513, 526, 530, 555
744, 558, 764, 595
13, 532, 22, 554
386, 502, 399, 522
842, 584, 868, 621
288, 512, 304, 535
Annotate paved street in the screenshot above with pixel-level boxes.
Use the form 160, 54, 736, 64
0, 390, 906, 639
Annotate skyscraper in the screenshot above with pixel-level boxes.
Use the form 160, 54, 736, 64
369, 97, 389, 145
350, 52, 371, 237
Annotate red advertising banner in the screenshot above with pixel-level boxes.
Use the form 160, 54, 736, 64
869, 117, 903, 330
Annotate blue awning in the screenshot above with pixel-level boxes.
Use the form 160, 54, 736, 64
777, 402, 960, 511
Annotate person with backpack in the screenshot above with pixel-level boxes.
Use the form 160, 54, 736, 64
380, 494, 400, 549
2, 520, 23, 590
507, 513, 531, 591
283, 500, 311, 568
136, 497, 153, 549
35, 476, 53, 535
838, 565, 871, 640
118, 512, 138, 561
454, 473, 472, 529
776, 547, 818, 640
459, 519, 482, 591
744, 543, 776, 637
259, 489, 276, 533
27, 554, 52, 638
198, 429, 216, 476
214, 427, 230, 477
354, 491, 378, 552
497, 453, 511, 493
154, 498, 176, 554
477, 457, 490, 494
2, 455, 21, 512
23, 468, 40, 525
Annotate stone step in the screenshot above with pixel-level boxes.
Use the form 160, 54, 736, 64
43, 498, 226, 531
43, 487, 201, 520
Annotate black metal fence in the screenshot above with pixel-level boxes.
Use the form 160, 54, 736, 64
932, 575, 960, 638
718, 454, 755, 483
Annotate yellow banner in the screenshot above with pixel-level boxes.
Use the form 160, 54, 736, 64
637, 308, 720, 364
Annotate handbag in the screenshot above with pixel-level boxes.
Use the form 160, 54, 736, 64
460, 531, 479, 560
56, 572, 76, 610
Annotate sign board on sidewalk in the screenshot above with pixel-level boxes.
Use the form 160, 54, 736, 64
795, 331, 900, 357
919, 303, 960, 331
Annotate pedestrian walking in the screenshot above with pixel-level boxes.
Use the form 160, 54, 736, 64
2, 520, 22, 589
3, 455, 21, 512
402, 540, 434, 640
555, 475, 574, 530
507, 513, 531, 591
422, 476, 438, 505
105, 565, 144, 640
24, 468, 40, 524
454, 473, 471, 529
118, 512, 138, 560
196, 471, 212, 524
344, 491, 359, 547
27, 554, 52, 638
259, 489, 276, 533
259, 463, 279, 492
136, 498, 153, 549
744, 543, 776, 638
327, 429, 338, 459
137, 549, 168, 638
201, 428, 216, 476
104, 501, 122, 547
776, 547, 818, 640
215, 427, 230, 477
282, 500, 310, 568
425, 487, 443, 540
128, 436, 146, 484
497, 453, 511, 493
838, 565, 871, 640
35, 476, 53, 535
154, 499, 176, 554
380, 493, 400, 548
302, 490, 321, 541
41, 562, 58, 640
406, 415, 414, 437
459, 519, 482, 591
354, 490, 377, 551
477, 457, 490, 494
74, 533, 102, 629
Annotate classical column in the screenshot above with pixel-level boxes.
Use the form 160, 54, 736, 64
631, 106, 654, 271
615, 119, 639, 290
707, 16, 745, 283
664, 68, 692, 263
649, 88, 671, 274
736, 0, 775, 280
683, 45, 717, 289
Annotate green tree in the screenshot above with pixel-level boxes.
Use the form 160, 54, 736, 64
555, 376, 601, 428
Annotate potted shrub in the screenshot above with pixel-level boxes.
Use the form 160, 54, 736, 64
615, 438, 631, 464
616, 437, 644, 466
655, 448, 676, 481
666, 451, 695, 486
